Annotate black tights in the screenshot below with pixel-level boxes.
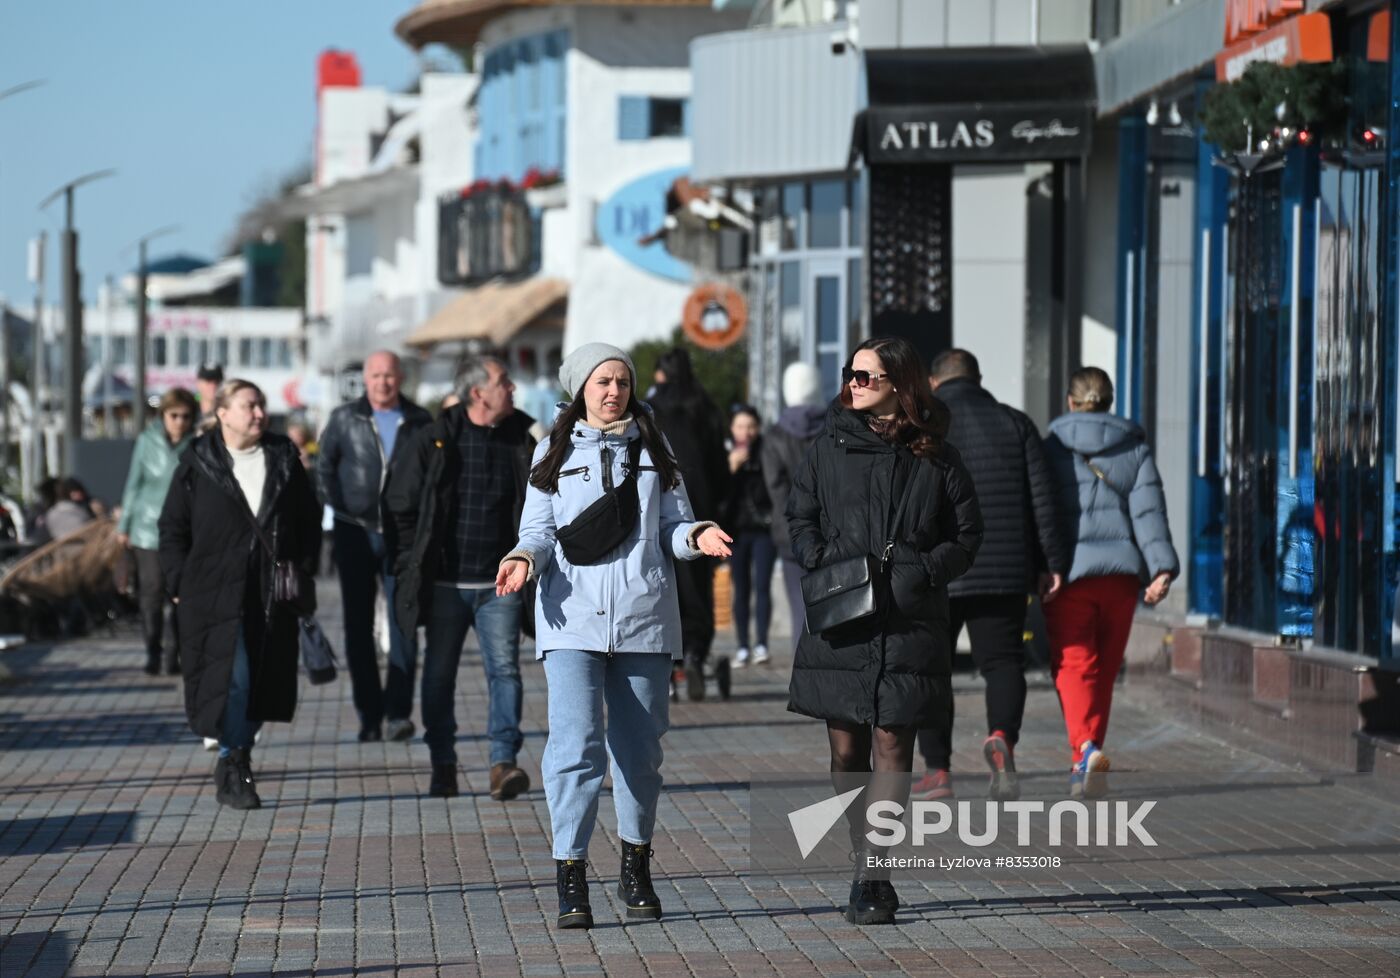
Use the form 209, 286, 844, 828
827, 720, 916, 856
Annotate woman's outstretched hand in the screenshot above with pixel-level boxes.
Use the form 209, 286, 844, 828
696, 526, 734, 558
496, 559, 529, 596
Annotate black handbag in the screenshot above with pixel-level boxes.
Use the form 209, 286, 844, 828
298, 616, 338, 685
555, 438, 644, 565
241, 506, 315, 618
800, 465, 918, 635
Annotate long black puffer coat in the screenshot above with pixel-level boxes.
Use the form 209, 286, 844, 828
158, 430, 321, 738
934, 377, 1067, 595
786, 402, 983, 727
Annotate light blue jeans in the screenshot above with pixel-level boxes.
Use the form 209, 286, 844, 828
541, 651, 673, 860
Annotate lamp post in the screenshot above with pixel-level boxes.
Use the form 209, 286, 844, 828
1, 80, 45, 491
39, 168, 116, 475
129, 225, 179, 431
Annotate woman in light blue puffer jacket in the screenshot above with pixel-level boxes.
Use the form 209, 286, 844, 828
1042, 367, 1179, 800
496, 343, 733, 931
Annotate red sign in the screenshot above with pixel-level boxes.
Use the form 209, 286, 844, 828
1224, 0, 1304, 45
1216, 11, 1332, 82
317, 50, 361, 92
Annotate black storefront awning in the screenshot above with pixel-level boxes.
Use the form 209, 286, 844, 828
854, 45, 1097, 164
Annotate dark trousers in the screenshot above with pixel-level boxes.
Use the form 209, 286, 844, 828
917, 593, 1029, 771
134, 546, 178, 668
729, 530, 776, 648
673, 556, 715, 664
332, 521, 417, 730
781, 557, 805, 651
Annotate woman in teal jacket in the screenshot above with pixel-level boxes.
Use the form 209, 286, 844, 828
118, 387, 197, 674
497, 344, 733, 930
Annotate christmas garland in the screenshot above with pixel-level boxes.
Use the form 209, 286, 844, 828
1200, 61, 1347, 154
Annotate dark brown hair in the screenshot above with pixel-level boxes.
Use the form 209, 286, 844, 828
839, 336, 948, 460
529, 390, 680, 494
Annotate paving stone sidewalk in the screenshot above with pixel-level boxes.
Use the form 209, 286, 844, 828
1, 584, 1398, 977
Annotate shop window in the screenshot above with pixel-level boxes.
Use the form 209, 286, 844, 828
848, 178, 863, 248
781, 183, 804, 250
238, 338, 252, 366
176, 337, 191, 367
150, 336, 167, 367
214, 337, 229, 367
112, 336, 129, 366
276, 339, 293, 369
258, 338, 273, 368
617, 96, 689, 140
779, 262, 802, 370
809, 180, 845, 249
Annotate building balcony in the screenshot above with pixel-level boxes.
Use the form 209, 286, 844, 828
395, 0, 713, 49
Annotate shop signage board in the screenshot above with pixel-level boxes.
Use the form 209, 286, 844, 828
862, 103, 1093, 163
1215, 10, 1333, 81
594, 166, 692, 283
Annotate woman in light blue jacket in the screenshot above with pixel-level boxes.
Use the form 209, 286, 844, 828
117, 387, 197, 675
496, 343, 732, 930
1042, 367, 1178, 799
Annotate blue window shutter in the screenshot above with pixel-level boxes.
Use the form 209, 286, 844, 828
618, 96, 649, 141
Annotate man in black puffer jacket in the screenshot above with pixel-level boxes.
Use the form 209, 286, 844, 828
914, 350, 1068, 803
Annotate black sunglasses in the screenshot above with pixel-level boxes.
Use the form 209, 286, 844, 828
842, 367, 892, 388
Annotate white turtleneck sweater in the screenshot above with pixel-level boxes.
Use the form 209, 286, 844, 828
228, 442, 267, 515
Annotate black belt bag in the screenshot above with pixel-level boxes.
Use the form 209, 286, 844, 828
555, 438, 644, 565
800, 468, 917, 635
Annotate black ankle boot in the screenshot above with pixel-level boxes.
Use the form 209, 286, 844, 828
143, 651, 161, 676
216, 748, 262, 810
555, 859, 593, 929
617, 841, 662, 920
845, 850, 896, 925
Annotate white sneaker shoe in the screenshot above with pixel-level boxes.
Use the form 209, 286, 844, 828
753, 644, 770, 665
202, 737, 219, 752
734, 646, 750, 667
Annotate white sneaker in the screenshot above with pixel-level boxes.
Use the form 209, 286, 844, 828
202, 737, 219, 752
753, 644, 770, 665
734, 646, 750, 667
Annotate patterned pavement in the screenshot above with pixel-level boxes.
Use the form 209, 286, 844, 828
1, 581, 1398, 977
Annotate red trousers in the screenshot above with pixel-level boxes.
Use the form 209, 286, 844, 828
1043, 574, 1140, 764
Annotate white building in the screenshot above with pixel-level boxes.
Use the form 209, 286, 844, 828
393, 0, 747, 389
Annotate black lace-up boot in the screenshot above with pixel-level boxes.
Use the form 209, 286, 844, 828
216, 748, 262, 810
617, 841, 662, 920
555, 859, 593, 929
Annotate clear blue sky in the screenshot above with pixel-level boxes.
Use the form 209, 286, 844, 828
0, 2, 448, 310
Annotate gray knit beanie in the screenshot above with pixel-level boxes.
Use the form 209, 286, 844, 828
558, 342, 637, 399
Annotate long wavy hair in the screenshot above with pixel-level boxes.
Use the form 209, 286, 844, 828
839, 336, 948, 460
529, 389, 680, 494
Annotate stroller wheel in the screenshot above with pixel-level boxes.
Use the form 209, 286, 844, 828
715, 656, 731, 700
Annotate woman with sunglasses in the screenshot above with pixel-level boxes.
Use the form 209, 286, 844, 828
118, 387, 198, 676
786, 336, 982, 925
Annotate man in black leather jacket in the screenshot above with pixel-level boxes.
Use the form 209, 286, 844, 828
316, 351, 432, 742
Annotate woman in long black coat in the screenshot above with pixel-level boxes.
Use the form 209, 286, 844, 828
159, 379, 321, 810
786, 337, 982, 925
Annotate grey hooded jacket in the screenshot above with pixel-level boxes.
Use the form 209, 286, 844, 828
1043, 411, 1179, 584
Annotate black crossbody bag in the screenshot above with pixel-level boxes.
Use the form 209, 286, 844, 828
555, 438, 645, 565
240, 506, 315, 618
800, 468, 917, 635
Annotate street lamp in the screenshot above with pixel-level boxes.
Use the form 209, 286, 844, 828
39, 167, 116, 475
0, 79, 46, 493
127, 224, 180, 430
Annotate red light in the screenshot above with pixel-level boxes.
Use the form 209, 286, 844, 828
1363, 128, 1378, 144
1297, 129, 1312, 145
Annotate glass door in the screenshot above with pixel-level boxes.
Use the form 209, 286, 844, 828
808, 257, 849, 401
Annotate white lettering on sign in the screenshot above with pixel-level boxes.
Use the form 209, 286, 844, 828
1009, 119, 1082, 144
880, 119, 997, 153
1223, 35, 1291, 81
